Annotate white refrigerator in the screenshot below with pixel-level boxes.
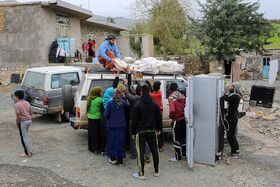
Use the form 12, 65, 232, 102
186, 74, 225, 167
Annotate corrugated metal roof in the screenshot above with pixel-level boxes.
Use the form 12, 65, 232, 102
86, 15, 128, 31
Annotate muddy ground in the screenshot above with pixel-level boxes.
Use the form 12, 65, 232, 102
0, 80, 280, 187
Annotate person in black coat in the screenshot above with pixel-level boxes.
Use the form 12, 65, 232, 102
132, 85, 162, 180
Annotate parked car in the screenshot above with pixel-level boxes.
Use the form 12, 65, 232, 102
20, 66, 82, 122
67, 70, 187, 130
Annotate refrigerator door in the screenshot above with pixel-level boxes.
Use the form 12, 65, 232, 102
186, 76, 194, 168
193, 75, 217, 166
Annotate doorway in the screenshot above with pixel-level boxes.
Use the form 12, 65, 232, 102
262, 57, 270, 79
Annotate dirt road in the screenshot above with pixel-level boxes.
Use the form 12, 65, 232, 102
0, 82, 280, 187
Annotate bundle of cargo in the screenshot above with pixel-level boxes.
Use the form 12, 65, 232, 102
114, 58, 129, 72
132, 57, 184, 74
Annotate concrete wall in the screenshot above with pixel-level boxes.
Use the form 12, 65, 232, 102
69, 16, 82, 57
117, 34, 154, 59
0, 4, 45, 68
142, 34, 154, 58
40, 7, 57, 64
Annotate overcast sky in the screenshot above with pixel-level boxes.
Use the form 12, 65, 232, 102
16, 0, 280, 19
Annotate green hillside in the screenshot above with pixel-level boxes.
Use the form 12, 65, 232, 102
264, 23, 280, 49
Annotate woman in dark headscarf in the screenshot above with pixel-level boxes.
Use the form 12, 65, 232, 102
104, 88, 127, 166
87, 86, 103, 153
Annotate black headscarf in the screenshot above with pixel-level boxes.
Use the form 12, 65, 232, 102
106, 34, 116, 40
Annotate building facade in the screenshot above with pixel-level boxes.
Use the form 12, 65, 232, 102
209, 49, 280, 80
0, 0, 155, 84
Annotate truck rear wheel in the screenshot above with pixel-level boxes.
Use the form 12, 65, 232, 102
62, 111, 70, 122
62, 84, 74, 113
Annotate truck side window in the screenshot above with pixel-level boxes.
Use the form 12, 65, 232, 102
166, 80, 186, 99
88, 80, 124, 96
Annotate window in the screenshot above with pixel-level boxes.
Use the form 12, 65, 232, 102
88, 29, 93, 40
88, 80, 124, 96
22, 72, 45, 90
263, 57, 270, 66
165, 80, 186, 99
56, 14, 69, 37
51, 72, 79, 89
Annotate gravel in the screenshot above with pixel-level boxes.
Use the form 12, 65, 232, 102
0, 83, 280, 186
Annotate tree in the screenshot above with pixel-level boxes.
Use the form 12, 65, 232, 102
129, 38, 143, 59
131, 0, 190, 60
192, 0, 275, 64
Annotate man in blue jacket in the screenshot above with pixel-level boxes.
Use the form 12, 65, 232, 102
97, 34, 122, 69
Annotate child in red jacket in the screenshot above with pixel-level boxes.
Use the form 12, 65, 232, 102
168, 83, 186, 162
147, 79, 164, 152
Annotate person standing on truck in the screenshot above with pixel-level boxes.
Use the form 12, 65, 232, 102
87, 86, 103, 153
104, 88, 127, 166
147, 79, 164, 152
225, 82, 242, 157
168, 83, 186, 162
132, 85, 162, 180
97, 34, 122, 69
14, 90, 33, 158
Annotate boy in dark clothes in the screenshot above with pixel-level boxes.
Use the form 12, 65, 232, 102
132, 85, 162, 180
225, 82, 242, 157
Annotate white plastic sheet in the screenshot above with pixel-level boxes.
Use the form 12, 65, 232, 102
132, 57, 184, 74
269, 60, 278, 85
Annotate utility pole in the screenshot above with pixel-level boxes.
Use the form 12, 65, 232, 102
88, 0, 90, 10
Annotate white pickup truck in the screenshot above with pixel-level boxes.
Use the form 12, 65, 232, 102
66, 70, 187, 130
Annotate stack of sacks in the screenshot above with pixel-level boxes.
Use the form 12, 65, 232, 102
159, 61, 184, 73
133, 57, 160, 74
132, 57, 184, 74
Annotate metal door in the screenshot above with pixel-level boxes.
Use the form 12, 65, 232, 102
263, 57, 270, 79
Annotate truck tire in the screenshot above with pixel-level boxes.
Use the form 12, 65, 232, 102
62, 84, 74, 113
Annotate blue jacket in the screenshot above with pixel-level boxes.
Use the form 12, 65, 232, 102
97, 40, 121, 62
104, 99, 127, 128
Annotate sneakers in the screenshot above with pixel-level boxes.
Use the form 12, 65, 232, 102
133, 173, 146, 180
235, 150, 242, 156
145, 157, 151, 163
230, 151, 241, 158
153, 172, 160, 177
169, 157, 179, 162
109, 158, 117, 165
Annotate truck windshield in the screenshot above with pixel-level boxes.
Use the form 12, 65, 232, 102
22, 72, 45, 90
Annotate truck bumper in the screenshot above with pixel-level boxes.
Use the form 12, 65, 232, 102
32, 106, 47, 114
70, 117, 88, 130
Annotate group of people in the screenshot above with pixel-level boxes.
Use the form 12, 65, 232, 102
86, 66, 189, 180
13, 33, 242, 180
82, 39, 96, 62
